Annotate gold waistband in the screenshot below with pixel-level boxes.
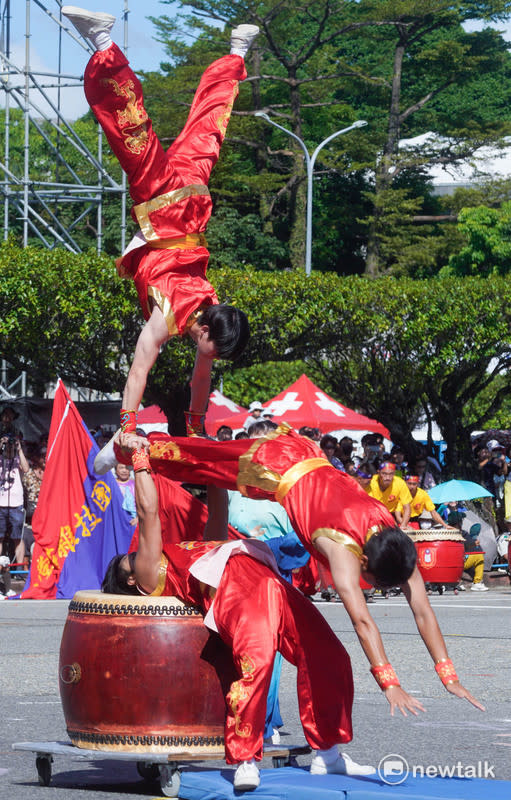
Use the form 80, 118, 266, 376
133, 184, 210, 241
147, 233, 208, 250
275, 458, 334, 504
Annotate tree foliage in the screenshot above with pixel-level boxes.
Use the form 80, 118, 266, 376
3, 241, 511, 470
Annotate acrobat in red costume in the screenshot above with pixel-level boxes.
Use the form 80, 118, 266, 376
114, 423, 396, 563
145, 538, 354, 764
84, 44, 244, 335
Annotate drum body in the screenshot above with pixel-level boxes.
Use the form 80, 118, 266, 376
408, 530, 465, 584
59, 591, 229, 754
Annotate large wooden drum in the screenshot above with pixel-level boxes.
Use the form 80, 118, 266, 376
59, 591, 230, 755
407, 529, 465, 584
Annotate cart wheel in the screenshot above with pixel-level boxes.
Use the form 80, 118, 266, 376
136, 761, 160, 781
36, 755, 52, 786
159, 764, 181, 797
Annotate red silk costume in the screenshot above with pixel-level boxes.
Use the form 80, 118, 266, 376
147, 540, 353, 764
84, 44, 246, 335
115, 424, 396, 565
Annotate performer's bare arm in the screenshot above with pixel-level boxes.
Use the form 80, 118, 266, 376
315, 535, 425, 717
203, 486, 229, 541
122, 305, 170, 424
399, 502, 411, 528
401, 567, 485, 710
188, 322, 217, 416
131, 464, 163, 594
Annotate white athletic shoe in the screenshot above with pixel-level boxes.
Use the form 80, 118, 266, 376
230, 24, 260, 58
310, 750, 376, 776
62, 6, 115, 40
233, 760, 260, 791
470, 582, 489, 592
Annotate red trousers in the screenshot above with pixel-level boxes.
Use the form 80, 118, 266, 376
84, 45, 246, 330
214, 555, 354, 763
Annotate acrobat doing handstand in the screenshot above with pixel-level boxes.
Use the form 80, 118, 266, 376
62, 7, 257, 438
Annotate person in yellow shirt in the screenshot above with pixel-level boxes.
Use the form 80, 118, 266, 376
369, 462, 412, 527
396, 475, 447, 528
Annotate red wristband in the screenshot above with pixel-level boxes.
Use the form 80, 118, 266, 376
370, 663, 401, 690
132, 449, 151, 473
120, 408, 137, 433
185, 409, 205, 437
435, 658, 459, 685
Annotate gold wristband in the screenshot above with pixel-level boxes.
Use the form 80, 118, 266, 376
435, 658, 459, 685
370, 663, 401, 690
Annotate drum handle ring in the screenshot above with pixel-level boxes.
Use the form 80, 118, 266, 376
60, 662, 82, 684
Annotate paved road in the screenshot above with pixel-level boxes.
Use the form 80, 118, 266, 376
1, 586, 510, 798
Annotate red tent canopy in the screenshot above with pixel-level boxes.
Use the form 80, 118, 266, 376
205, 390, 246, 436
216, 374, 389, 437
137, 404, 168, 424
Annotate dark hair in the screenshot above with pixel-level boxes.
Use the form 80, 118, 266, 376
320, 434, 337, 450
364, 528, 417, 588
247, 420, 278, 437
216, 425, 233, 440
235, 430, 249, 439
101, 553, 139, 595
299, 426, 315, 439
198, 305, 249, 361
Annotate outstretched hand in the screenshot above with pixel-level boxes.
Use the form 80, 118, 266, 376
445, 681, 485, 711
384, 686, 426, 717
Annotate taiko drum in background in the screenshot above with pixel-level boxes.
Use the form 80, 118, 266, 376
59, 591, 232, 755
408, 529, 465, 584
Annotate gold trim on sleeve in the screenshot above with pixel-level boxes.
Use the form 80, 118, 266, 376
150, 554, 169, 596
275, 458, 333, 503
147, 286, 179, 336
133, 185, 210, 241
311, 528, 364, 560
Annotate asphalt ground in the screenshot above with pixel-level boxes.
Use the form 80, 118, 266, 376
1, 584, 510, 798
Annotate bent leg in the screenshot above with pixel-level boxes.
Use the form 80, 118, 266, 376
214, 557, 281, 764
279, 578, 354, 749
84, 43, 171, 203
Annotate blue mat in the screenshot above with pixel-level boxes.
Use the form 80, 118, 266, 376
177, 767, 511, 800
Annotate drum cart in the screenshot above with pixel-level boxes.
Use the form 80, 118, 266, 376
12, 740, 311, 796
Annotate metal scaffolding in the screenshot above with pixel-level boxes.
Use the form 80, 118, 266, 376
0, 0, 128, 254
0, 1, 131, 400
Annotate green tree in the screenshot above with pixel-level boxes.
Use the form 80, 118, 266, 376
446, 202, 511, 276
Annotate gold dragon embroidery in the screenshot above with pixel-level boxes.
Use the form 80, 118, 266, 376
103, 78, 149, 154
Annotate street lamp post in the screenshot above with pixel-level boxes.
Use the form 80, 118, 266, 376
254, 112, 367, 275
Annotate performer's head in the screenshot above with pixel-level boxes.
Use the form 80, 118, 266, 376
198, 305, 249, 361
361, 527, 417, 588
101, 552, 139, 595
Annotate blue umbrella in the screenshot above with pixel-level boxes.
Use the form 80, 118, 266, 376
427, 479, 493, 504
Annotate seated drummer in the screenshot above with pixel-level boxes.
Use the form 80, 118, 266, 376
102, 445, 375, 791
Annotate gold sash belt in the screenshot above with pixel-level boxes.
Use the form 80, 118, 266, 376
147, 233, 208, 250
275, 458, 334, 504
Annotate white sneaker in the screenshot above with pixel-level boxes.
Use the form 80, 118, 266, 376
470, 583, 489, 592
62, 6, 115, 41
310, 750, 376, 776
230, 24, 260, 58
263, 727, 281, 745
233, 760, 260, 791
6, 589, 17, 597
